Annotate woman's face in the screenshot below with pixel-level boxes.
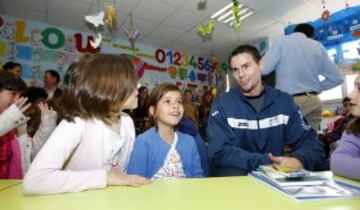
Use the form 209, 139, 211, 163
349, 75, 360, 117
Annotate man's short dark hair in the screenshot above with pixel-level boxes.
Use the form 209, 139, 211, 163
0, 70, 27, 94
2, 61, 21, 71
45, 69, 60, 84
184, 89, 192, 95
294, 23, 314, 38
343, 97, 351, 104
26, 87, 48, 103
228, 44, 261, 65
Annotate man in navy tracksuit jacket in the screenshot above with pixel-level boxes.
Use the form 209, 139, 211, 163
207, 45, 324, 176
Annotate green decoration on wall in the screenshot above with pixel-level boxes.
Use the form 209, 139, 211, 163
178, 68, 188, 80
41, 27, 65, 49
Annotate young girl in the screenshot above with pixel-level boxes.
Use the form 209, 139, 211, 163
0, 71, 55, 178
23, 54, 150, 195
330, 74, 360, 181
0, 71, 29, 179
127, 83, 203, 179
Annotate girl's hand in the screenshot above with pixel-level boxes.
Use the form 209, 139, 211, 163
38, 102, 57, 118
14, 97, 31, 113
107, 172, 151, 187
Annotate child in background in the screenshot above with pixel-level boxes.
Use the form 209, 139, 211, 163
127, 83, 203, 179
330, 74, 360, 181
23, 54, 150, 195
0, 71, 29, 178
0, 71, 55, 178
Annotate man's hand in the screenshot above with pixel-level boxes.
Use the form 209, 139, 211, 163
268, 153, 303, 170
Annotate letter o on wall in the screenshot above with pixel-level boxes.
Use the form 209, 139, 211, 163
41, 27, 65, 49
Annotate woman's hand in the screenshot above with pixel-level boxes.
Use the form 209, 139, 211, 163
38, 102, 57, 118
14, 97, 31, 113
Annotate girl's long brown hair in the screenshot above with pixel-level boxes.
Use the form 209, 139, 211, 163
59, 54, 137, 125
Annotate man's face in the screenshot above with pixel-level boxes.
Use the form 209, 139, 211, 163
43, 72, 57, 89
230, 52, 262, 96
342, 100, 352, 115
9, 66, 22, 78
184, 91, 192, 103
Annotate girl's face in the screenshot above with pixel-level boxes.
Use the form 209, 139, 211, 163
122, 88, 139, 110
0, 90, 19, 113
349, 75, 360, 117
151, 91, 184, 128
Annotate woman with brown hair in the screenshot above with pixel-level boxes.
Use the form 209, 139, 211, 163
331, 74, 360, 181
133, 86, 151, 134
23, 54, 150, 195
198, 91, 213, 142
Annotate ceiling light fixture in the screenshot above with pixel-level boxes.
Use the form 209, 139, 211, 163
211, 2, 254, 28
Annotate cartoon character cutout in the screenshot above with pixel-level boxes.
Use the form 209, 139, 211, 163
30, 29, 43, 47
3, 23, 15, 41
33, 48, 42, 61
56, 52, 65, 70
7, 42, 17, 60
30, 65, 42, 81
64, 37, 75, 52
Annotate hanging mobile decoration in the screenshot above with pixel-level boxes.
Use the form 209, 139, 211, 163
125, 14, 140, 54
196, 19, 215, 42
85, 11, 104, 48
85, 11, 104, 28
232, 0, 241, 29
197, 0, 207, 10
321, 0, 330, 21
104, 0, 117, 29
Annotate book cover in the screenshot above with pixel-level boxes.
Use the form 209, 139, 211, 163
250, 168, 360, 201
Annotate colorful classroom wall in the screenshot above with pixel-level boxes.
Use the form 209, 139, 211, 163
0, 15, 228, 94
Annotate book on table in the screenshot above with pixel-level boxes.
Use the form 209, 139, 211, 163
250, 165, 360, 201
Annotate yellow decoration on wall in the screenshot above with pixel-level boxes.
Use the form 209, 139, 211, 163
112, 43, 139, 52
0, 42, 7, 56
14, 20, 30, 43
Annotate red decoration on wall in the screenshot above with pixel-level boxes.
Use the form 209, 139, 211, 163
0, 17, 3, 35
74, 33, 100, 53
187, 83, 198, 88
144, 63, 167, 72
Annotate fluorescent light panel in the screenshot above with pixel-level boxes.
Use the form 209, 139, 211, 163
211, 2, 254, 28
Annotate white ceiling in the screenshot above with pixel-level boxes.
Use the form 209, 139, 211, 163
0, 0, 359, 60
